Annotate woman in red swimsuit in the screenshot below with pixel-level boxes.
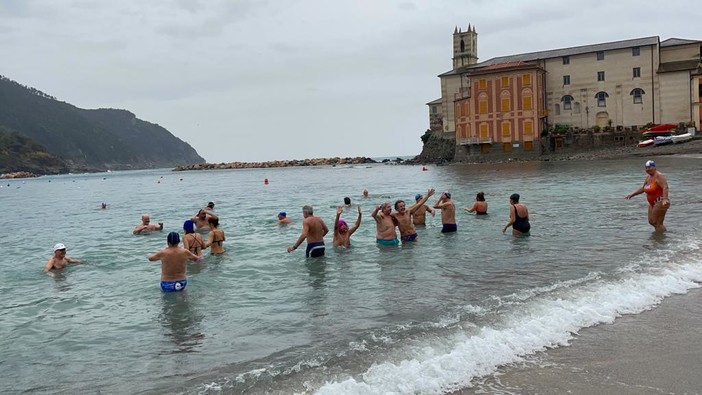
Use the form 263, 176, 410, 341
626, 160, 670, 232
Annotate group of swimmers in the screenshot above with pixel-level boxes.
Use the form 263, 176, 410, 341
43, 159, 667, 293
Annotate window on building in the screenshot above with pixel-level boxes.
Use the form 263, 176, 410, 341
501, 97, 510, 112
460, 40, 465, 53
597, 71, 605, 81
630, 88, 645, 104
501, 122, 511, 141
633, 67, 641, 78
479, 79, 487, 89
501, 76, 509, 88
562, 56, 570, 65
479, 123, 489, 139
574, 102, 581, 114
479, 99, 488, 114
563, 75, 570, 85
522, 73, 531, 86
596, 51, 604, 61
632, 46, 640, 56
561, 95, 574, 110
523, 95, 533, 111
595, 91, 609, 107
431, 106, 438, 114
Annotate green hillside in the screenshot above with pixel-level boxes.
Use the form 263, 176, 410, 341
0, 75, 205, 173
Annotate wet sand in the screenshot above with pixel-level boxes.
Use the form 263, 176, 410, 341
458, 288, 702, 394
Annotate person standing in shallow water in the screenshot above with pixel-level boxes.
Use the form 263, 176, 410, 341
205, 217, 226, 255
411, 193, 436, 226
394, 188, 435, 242
183, 220, 205, 257
333, 206, 362, 247
465, 192, 488, 215
503, 193, 530, 235
434, 191, 457, 233
626, 159, 670, 232
148, 232, 202, 292
287, 205, 329, 257
43, 243, 81, 274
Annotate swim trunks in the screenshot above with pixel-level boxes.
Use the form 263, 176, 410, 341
376, 238, 400, 246
306, 241, 325, 258
512, 206, 531, 233
402, 233, 418, 242
441, 224, 457, 233
476, 211, 488, 215
160, 280, 187, 292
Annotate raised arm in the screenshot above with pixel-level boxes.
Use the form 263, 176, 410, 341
372, 205, 381, 222
334, 206, 342, 233
409, 188, 435, 214
349, 206, 362, 235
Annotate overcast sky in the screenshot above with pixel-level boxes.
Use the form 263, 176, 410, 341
1, 0, 700, 163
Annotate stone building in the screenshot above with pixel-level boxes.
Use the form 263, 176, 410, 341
431, 24, 702, 160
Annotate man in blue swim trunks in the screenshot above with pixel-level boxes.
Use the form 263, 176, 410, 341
287, 205, 329, 257
434, 191, 457, 233
148, 232, 203, 292
372, 202, 400, 246
393, 188, 435, 242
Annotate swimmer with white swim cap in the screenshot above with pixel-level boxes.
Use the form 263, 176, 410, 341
43, 243, 81, 274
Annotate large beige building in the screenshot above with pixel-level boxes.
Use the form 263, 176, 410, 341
432, 25, 702, 155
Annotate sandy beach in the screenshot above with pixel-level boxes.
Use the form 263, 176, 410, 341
457, 287, 702, 394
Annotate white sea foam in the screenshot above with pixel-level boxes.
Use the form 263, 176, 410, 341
315, 258, 702, 395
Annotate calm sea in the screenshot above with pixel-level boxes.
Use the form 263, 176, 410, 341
2, 155, 701, 394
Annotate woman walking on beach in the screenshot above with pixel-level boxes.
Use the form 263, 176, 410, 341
465, 192, 488, 215
502, 193, 530, 235
626, 160, 670, 232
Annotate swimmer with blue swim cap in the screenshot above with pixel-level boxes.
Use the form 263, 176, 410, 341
148, 232, 202, 292
278, 211, 292, 225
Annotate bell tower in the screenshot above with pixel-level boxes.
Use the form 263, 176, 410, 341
452, 24, 478, 70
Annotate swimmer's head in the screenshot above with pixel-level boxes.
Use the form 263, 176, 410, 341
338, 219, 349, 234
344, 197, 351, 205
278, 211, 287, 218
645, 160, 656, 168
510, 193, 520, 203
208, 216, 219, 228
53, 243, 66, 252
394, 199, 406, 212
302, 205, 313, 217
443, 191, 451, 199
183, 220, 195, 233
167, 232, 180, 246
476, 192, 485, 201
207, 201, 215, 209
415, 194, 422, 201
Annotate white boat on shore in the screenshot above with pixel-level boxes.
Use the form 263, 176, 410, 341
671, 132, 693, 144
638, 139, 654, 148
653, 136, 673, 146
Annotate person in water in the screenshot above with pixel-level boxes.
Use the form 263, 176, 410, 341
362, 189, 369, 198
191, 209, 217, 232
434, 191, 457, 233
205, 216, 226, 255
182, 220, 206, 257
333, 205, 362, 247
410, 192, 436, 226
133, 214, 164, 234
277, 211, 292, 225
343, 197, 352, 207
502, 193, 530, 235
148, 232, 202, 292
465, 192, 488, 215
372, 202, 399, 246
287, 205, 329, 257
393, 188, 435, 242
626, 160, 670, 232
43, 243, 81, 274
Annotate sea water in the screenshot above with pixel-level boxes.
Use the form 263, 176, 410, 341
1, 156, 701, 394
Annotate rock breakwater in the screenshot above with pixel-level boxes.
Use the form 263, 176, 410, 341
174, 156, 376, 171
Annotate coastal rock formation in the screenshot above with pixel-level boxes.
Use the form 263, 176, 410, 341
174, 156, 376, 171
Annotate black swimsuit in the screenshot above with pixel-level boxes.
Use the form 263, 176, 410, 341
512, 206, 531, 233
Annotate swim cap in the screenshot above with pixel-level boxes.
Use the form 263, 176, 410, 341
53, 243, 66, 251
510, 193, 520, 202
278, 211, 286, 217
207, 201, 215, 208
338, 219, 348, 228
444, 191, 451, 199
167, 232, 180, 246
645, 160, 656, 168
183, 220, 195, 233
415, 194, 422, 201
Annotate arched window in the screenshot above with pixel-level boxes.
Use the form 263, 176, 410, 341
500, 90, 511, 112
561, 95, 574, 110
595, 91, 609, 107
630, 88, 645, 104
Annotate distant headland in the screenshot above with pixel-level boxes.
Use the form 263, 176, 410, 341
173, 156, 379, 171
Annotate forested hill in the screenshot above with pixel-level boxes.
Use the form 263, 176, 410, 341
0, 75, 205, 173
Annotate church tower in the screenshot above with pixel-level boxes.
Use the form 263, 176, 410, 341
452, 24, 478, 70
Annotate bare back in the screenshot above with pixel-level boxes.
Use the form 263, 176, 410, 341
438, 200, 456, 224
305, 216, 327, 243
207, 229, 226, 255
148, 246, 193, 281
